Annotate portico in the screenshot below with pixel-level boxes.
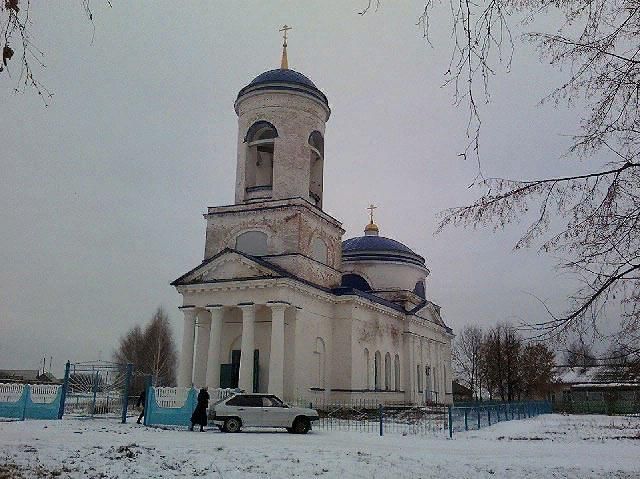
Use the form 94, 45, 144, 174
177, 301, 293, 400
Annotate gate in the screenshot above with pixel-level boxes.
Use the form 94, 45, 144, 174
63, 361, 133, 421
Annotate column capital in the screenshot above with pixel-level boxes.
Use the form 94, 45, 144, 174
266, 301, 290, 311
237, 302, 255, 311
179, 306, 198, 319
205, 304, 224, 312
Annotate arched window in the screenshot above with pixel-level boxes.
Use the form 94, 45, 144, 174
384, 353, 391, 391
308, 131, 324, 207
311, 237, 328, 264
413, 280, 426, 299
374, 351, 381, 391
245, 121, 277, 193
394, 354, 400, 391
363, 348, 370, 389
340, 274, 372, 292
235, 231, 268, 255
314, 337, 326, 389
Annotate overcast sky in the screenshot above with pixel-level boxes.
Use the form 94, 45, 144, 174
1, 1, 592, 375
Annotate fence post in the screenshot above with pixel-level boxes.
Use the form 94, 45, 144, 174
143, 375, 152, 426
21, 385, 29, 421
58, 360, 71, 419
448, 405, 453, 438
464, 409, 468, 431
91, 370, 99, 416
487, 407, 491, 426
121, 363, 133, 424
477, 407, 481, 429
378, 404, 383, 437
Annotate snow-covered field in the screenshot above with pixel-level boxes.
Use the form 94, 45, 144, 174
0, 414, 638, 478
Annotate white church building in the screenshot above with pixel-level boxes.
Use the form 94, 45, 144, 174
172, 38, 454, 405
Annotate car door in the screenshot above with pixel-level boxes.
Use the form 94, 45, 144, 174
260, 395, 291, 427
224, 395, 257, 426
242, 395, 264, 426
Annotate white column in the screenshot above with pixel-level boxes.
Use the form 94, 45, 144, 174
238, 303, 256, 392
205, 306, 224, 388
193, 310, 211, 388
267, 302, 287, 398
177, 308, 197, 387
405, 334, 416, 403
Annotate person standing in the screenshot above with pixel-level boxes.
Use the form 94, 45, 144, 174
136, 389, 146, 424
190, 387, 210, 432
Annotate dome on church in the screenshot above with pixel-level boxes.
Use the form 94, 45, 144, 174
341, 221, 429, 294
342, 235, 425, 267
249, 68, 318, 88
237, 68, 328, 106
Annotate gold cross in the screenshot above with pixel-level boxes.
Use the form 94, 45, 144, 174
367, 204, 377, 223
279, 24, 292, 46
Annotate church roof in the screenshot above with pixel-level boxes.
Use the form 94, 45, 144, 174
250, 68, 318, 88
343, 236, 417, 255
342, 235, 426, 267
236, 68, 328, 106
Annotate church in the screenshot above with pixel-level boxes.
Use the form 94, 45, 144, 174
172, 30, 454, 405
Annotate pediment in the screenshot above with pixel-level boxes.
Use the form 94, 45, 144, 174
172, 250, 280, 285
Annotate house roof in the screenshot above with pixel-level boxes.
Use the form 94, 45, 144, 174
554, 365, 640, 387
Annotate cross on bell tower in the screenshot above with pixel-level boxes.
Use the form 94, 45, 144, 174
279, 24, 292, 69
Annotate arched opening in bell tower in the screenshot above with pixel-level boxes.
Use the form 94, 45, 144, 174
308, 131, 324, 207
244, 121, 278, 198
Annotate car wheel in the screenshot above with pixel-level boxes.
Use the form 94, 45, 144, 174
223, 417, 241, 433
286, 427, 293, 434
292, 417, 310, 434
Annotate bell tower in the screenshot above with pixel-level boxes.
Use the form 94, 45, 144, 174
233, 27, 331, 209
202, 28, 343, 288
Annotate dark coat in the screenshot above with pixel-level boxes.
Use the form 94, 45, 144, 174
136, 390, 146, 408
190, 389, 210, 426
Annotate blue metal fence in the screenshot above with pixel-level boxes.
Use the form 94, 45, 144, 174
448, 400, 552, 437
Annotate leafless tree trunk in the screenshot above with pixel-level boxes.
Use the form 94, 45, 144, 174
453, 325, 484, 399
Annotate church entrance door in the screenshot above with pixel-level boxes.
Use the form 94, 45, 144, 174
219, 349, 259, 392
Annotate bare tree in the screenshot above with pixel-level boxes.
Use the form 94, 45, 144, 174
520, 342, 556, 399
564, 340, 598, 367
1, 1, 108, 103
385, 0, 640, 349
113, 307, 177, 391
453, 325, 484, 400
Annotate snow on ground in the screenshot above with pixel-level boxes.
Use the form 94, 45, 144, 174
0, 414, 638, 478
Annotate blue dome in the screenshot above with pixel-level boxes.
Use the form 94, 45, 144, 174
249, 69, 317, 88
342, 235, 426, 267
343, 236, 415, 254
237, 68, 328, 106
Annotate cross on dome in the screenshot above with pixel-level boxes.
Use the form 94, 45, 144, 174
365, 204, 379, 236
279, 24, 292, 69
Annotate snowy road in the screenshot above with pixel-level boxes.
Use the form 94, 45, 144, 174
0, 414, 638, 478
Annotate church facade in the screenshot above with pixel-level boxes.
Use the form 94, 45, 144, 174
172, 46, 454, 405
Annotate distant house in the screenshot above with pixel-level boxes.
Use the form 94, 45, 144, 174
551, 365, 640, 413
0, 369, 59, 384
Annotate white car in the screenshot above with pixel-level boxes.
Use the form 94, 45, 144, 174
211, 393, 319, 434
